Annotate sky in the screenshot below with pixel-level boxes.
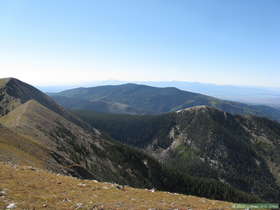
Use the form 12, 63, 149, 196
0, 0, 280, 87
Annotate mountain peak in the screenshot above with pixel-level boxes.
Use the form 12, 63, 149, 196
0, 77, 57, 116
0, 77, 89, 129
0, 77, 22, 86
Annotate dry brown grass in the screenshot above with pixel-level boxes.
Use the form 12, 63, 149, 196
0, 124, 51, 169
0, 162, 233, 210
0, 78, 10, 88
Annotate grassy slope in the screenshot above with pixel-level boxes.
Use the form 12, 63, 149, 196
0, 78, 10, 88
0, 162, 233, 210
0, 124, 50, 169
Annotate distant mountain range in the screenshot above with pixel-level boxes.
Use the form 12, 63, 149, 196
74, 107, 280, 202
41, 80, 280, 107
140, 81, 280, 107
0, 78, 258, 203
50, 83, 280, 122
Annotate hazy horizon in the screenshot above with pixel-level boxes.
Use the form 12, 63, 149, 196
37, 79, 280, 107
1, 0, 280, 87
37, 79, 280, 89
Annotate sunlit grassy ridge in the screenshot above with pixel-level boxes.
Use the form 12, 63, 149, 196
0, 78, 11, 88
0, 162, 233, 210
0, 124, 49, 168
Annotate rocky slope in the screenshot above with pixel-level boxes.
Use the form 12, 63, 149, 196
75, 106, 280, 202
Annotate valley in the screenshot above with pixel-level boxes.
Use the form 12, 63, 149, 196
3, 1, 280, 208
0, 78, 261, 209
0, 78, 279, 209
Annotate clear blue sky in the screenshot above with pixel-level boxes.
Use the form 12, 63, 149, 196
1, 0, 280, 86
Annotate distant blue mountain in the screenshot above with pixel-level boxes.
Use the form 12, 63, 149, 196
41, 80, 280, 107
50, 83, 280, 122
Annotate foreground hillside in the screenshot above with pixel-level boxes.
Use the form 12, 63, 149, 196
0, 162, 232, 210
51, 83, 280, 121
